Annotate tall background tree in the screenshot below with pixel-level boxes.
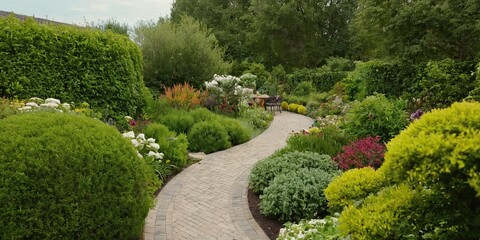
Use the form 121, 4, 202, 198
351, 0, 480, 62
134, 16, 230, 94
246, 0, 357, 68
171, 0, 251, 60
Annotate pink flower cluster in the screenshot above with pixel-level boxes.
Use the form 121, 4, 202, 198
333, 136, 385, 170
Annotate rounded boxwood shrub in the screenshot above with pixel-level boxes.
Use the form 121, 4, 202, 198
260, 168, 340, 222
0, 112, 154, 239
219, 117, 251, 145
288, 103, 300, 112
187, 121, 231, 153
342, 93, 408, 142
145, 123, 189, 169
281, 101, 289, 110
189, 107, 217, 123
380, 101, 480, 236
249, 151, 338, 194
324, 167, 386, 214
338, 184, 416, 240
297, 105, 307, 115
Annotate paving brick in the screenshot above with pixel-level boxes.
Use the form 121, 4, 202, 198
143, 111, 313, 240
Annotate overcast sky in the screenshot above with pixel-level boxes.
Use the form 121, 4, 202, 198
2, 0, 174, 27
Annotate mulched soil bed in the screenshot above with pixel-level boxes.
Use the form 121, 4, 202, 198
247, 188, 283, 240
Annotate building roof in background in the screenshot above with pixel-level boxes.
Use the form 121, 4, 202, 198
0, 10, 74, 26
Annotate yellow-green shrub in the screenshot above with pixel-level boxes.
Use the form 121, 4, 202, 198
297, 105, 307, 115
281, 101, 289, 110
288, 103, 299, 112
338, 184, 416, 239
325, 167, 386, 214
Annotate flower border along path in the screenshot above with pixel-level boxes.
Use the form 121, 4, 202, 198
144, 111, 313, 240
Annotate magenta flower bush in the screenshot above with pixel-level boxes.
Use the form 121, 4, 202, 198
333, 136, 385, 170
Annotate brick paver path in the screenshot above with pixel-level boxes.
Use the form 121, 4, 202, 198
144, 111, 313, 240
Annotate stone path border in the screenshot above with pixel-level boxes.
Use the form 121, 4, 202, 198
144, 111, 313, 240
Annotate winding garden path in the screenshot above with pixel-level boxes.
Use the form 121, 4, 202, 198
143, 111, 314, 240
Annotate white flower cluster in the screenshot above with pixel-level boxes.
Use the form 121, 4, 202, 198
205, 74, 254, 96
18, 97, 71, 112
277, 216, 341, 240
122, 131, 164, 160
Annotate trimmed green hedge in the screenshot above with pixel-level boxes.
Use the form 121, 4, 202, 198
286, 68, 347, 93
0, 112, 154, 239
0, 16, 148, 120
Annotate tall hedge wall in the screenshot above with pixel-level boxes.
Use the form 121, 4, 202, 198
0, 15, 148, 119
286, 68, 347, 93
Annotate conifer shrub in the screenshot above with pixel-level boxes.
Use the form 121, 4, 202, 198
249, 151, 338, 194
324, 167, 386, 214
0, 112, 154, 239
218, 118, 251, 145
338, 184, 416, 239
159, 110, 195, 134
187, 121, 231, 153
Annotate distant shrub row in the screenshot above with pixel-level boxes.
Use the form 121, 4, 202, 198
0, 16, 148, 120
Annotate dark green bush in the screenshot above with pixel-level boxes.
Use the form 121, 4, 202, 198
292, 81, 315, 96
249, 151, 338, 194
342, 60, 421, 100
0, 16, 148, 120
159, 110, 195, 134
419, 59, 476, 110
0, 112, 154, 239
187, 121, 231, 153
260, 168, 340, 222
281, 126, 350, 156
144, 123, 189, 169
286, 68, 347, 94
324, 167, 386, 214
342, 94, 409, 142
380, 101, 480, 237
218, 117, 251, 145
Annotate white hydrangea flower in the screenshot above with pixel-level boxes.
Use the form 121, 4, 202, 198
123, 131, 135, 139
137, 153, 143, 159
147, 138, 156, 143
131, 139, 139, 147
62, 103, 71, 109
137, 133, 146, 140
19, 106, 32, 111
147, 151, 156, 157
26, 102, 38, 107
40, 102, 59, 108
149, 143, 160, 150
45, 98, 61, 105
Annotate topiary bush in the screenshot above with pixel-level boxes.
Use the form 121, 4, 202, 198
0, 112, 155, 239
0, 16, 148, 120
249, 151, 338, 194
144, 123, 189, 169
324, 167, 386, 214
338, 184, 417, 240
281, 101, 289, 110
260, 168, 340, 222
379, 101, 480, 236
342, 93, 409, 142
187, 121, 231, 153
333, 136, 386, 170
159, 110, 195, 134
288, 103, 300, 112
297, 105, 307, 115
218, 117, 251, 145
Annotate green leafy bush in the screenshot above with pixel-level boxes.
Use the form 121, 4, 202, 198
260, 168, 340, 222
342, 94, 408, 142
0, 112, 154, 239
325, 167, 386, 214
286, 68, 347, 94
159, 110, 195, 134
187, 121, 231, 153
419, 59, 476, 110
239, 107, 273, 130
338, 184, 416, 240
282, 126, 350, 156
144, 123, 189, 169
380, 101, 480, 236
249, 151, 339, 194
218, 117, 251, 145
0, 16, 148, 120
292, 81, 315, 96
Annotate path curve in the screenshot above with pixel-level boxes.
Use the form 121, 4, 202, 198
144, 111, 313, 240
